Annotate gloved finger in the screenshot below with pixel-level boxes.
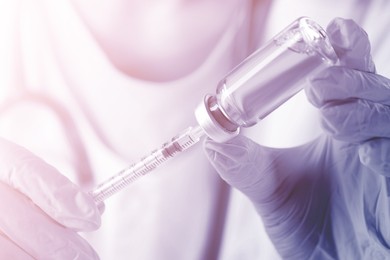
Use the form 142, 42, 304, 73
319, 99, 390, 142
326, 17, 375, 72
0, 232, 34, 260
0, 181, 99, 259
358, 138, 390, 176
306, 67, 390, 108
0, 138, 100, 231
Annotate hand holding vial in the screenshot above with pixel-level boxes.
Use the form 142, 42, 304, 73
91, 17, 339, 203
205, 18, 390, 259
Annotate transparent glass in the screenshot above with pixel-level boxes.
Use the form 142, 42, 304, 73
90, 17, 339, 204
215, 17, 338, 128
90, 126, 204, 204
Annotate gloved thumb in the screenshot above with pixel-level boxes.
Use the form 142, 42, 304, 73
0, 138, 101, 231
204, 134, 329, 214
204, 135, 299, 207
204, 135, 262, 195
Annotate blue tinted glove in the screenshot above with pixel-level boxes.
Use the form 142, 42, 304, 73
204, 18, 390, 259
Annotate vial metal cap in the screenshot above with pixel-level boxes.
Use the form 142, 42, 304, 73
195, 95, 240, 143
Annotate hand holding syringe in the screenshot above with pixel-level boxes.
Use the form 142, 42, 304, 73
90, 17, 338, 205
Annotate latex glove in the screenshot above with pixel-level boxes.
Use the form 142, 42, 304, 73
307, 19, 389, 176
205, 18, 390, 259
0, 138, 101, 259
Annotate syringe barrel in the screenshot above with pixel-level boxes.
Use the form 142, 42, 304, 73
195, 17, 339, 142
90, 126, 204, 204
90, 151, 167, 204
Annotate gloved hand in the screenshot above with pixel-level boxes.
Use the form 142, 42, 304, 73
0, 138, 101, 259
205, 18, 390, 259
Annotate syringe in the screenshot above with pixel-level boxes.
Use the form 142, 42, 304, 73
90, 125, 205, 205
90, 17, 339, 206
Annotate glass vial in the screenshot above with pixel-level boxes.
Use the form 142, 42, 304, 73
195, 17, 339, 142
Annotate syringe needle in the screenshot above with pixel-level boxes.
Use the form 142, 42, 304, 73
90, 125, 205, 204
